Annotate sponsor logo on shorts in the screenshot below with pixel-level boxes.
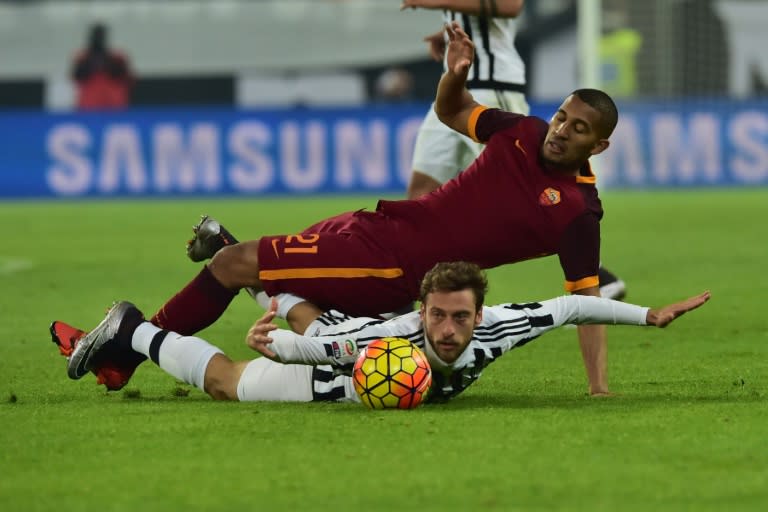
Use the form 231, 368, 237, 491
539, 187, 561, 206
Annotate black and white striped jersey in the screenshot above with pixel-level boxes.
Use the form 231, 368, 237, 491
443, 10, 526, 90
272, 295, 648, 404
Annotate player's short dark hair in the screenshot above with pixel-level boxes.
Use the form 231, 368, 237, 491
419, 261, 488, 311
571, 88, 618, 138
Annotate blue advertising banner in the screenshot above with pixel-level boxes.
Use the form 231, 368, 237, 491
585, 99, 768, 188
1, 99, 767, 198
0, 105, 427, 199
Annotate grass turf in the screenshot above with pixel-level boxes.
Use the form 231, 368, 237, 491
0, 189, 766, 511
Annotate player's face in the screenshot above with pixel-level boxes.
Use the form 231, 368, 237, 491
542, 95, 609, 169
420, 289, 482, 364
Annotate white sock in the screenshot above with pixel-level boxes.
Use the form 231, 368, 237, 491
131, 322, 223, 392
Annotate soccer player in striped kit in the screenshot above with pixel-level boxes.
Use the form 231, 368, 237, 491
54, 262, 710, 402
402, 0, 529, 199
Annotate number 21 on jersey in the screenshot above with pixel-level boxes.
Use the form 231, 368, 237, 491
274, 234, 319, 255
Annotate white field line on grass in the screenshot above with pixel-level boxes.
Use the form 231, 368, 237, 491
0, 257, 34, 275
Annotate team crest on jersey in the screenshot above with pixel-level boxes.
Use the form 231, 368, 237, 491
539, 187, 561, 206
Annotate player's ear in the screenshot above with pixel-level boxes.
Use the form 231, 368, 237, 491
590, 139, 609, 156
419, 303, 426, 320
474, 307, 483, 326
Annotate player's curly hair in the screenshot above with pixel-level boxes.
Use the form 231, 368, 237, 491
419, 261, 488, 312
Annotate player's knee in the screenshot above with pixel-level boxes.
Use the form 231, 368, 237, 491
206, 382, 235, 401
203, 356, 240, 401
209, 241, 262, 288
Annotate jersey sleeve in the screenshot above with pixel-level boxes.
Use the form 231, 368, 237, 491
558, 212, 601, 292
270, 312, 420, 374
536, 296, 648, 326
268, 329, 360, 370
469, 107, 526, 143
476, 302, 560, 355
485, 296, 648, 345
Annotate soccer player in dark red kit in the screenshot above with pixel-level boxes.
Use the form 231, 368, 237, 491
75, 22, 620, 396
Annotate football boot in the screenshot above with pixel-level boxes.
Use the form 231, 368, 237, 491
57, 301, 147, 390
186, 215, 239, 262
598, 267, 627, 301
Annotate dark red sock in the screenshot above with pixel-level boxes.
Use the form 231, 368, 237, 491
150, 266, 237, 335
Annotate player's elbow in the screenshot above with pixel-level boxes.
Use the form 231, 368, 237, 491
434, 106, 451, 127
434, 105, 460, 133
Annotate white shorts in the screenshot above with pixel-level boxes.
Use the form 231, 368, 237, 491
411, 89, 529, 183
236, 357, 314, 402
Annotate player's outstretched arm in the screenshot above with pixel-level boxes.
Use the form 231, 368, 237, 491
434, 22, 480, 137
646, 291, 711, 328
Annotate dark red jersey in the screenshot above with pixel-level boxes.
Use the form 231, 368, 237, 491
376, 108, 603, 291
259, 108, 603, 316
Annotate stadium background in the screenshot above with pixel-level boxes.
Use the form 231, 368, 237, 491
2, 0, 767, 197
2, 2, 767, 511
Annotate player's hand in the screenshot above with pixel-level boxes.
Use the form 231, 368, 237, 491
423, 30, 446, 61
444, 21, 474, 76
246, 297, 279, 359
646, 291, 711, 328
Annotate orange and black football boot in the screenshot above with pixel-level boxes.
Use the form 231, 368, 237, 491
50, 303, 146, 391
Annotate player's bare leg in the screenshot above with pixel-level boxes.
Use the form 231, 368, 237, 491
202, 355, 250, 400
153, 219, 264, 334
207, 240, 264, 291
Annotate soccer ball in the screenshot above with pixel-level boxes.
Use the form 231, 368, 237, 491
352, 337, 432, 409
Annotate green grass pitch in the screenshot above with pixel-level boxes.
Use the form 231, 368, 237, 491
1, 189, 766, 511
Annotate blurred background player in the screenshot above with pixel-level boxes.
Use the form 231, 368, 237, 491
401, 0, 626, 300
374, 66, 416, 102
71, 22, 134, 110
402, 0, 529, 198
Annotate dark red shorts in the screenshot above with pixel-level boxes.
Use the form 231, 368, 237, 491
258, 211, 418, 316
